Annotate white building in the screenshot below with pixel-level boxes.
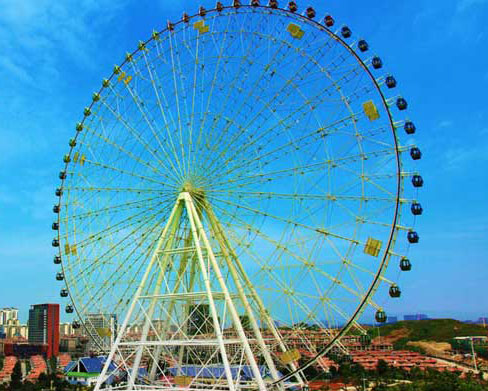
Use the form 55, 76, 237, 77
0, 308, 19, 325
84, 313, 117, 352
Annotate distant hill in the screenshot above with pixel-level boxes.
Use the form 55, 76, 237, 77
370, 319, 488, 343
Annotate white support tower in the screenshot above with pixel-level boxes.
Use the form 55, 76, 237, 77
94, 189, 304, 391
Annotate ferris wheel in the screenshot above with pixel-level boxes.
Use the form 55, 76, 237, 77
52, 1, 423, 390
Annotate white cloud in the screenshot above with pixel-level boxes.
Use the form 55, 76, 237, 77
0, 0, 127, 87
457, 0, 488, 12
0, 57, 34, 84
444, 141, 488, 170
437, 120, 453, 129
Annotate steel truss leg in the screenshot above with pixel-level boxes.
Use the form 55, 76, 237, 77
205, 202, 305, 387
93, 199, 183, 391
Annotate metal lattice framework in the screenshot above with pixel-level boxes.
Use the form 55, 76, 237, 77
52, 2, 423, 390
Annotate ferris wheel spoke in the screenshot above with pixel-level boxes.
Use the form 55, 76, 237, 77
110, 239, 168, 316
68, 203, 167, 250
346, 261, 395, 286
204, 65, 335, 175
172, 33, 197, 180
81, 156, 174, 187
61, 194, 167, 222
83, 120, 177, 183
214, 206, 364, 299
98, 94, 177, 178
120, 73, 185, 182
66, 215, 161, 285
140, 49, 187, 180
64, 186, 168, 194
215, 121, 364, 183
210, 194, 364, 247
67, 206, 169, 281
70, 218, 163, 310
186, 27, 201, 178
210, 147, 396, 189
199, 35, 295, 171
225, 228, 360, 328
167, 29, 188, 177
206, 190, 397, 204
334, 163, 397, 198
193, 16, 234, 170
205, 107, 356, 181
193, 16, 269, 170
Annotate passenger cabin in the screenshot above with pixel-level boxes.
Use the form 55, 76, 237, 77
396, 97, 408, 110
412, 175, 424, 187
385, 76, 397, 88
410, 147, 422, 160
288, 2, 297, 12
268, 0, 278, 9
411, 203, 423, 215
358, 40, 369, 52
341, 26, 352, 38
407, 231, 419, 244
372, 57, 383, 69
389, 285, 401, 298
306, 7, 316, 19
404, 121, 416, 134
375, 310, 387, 323
324, 15, 334, 27
400, 258, 412, 271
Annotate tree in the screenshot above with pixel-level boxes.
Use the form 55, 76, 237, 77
48, 356, 57, 374
376, 359, 389, 377
9, 361, 22, 390
239, 315, 251, 331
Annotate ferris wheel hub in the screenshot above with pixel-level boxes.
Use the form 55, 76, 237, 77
181, 181, 206, 203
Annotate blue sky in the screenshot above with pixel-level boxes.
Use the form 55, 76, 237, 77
0, 0, 487, 323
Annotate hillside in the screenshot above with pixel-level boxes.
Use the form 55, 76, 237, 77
370, 319, 488, 343
369, 319, 488, 351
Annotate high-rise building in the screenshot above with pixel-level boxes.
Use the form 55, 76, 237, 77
403, 313, 429, 321
59, 322, 75, 336
477, 317, 488, 325
84, 313, 117, 352
386, 316, 398, 324
28, 304, 60, 358
0, 308, 19, 325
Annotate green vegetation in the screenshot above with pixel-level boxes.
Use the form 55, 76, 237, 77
48, 356, 57, 374
10, 361, 22, 390
392, 338, 427, 354
374, 370, 487, 391
0, 358, 485, 391
0, 371, 82, 391
0, 356, 3, 372
313, 359, 487, 391
451, 337, 488, 360
372, 319, 488, 343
